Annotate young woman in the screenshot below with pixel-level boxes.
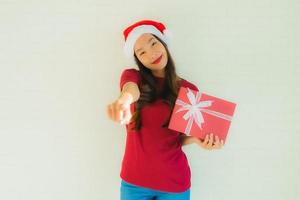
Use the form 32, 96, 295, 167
107, 20, 224, 200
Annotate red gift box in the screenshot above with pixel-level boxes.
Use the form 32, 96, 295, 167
168, 87, 236, 143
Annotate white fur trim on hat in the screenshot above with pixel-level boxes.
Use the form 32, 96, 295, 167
123, 25, 171, 63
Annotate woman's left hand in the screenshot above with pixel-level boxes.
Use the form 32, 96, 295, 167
194, 133, 224, 150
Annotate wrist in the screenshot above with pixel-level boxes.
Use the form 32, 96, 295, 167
189, 136, 197, 144
190, 136, 197, 143
181, 135, 196, 146
119, 92, 133, 104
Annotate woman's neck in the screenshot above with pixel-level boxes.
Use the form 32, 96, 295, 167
152, 69, 165, 78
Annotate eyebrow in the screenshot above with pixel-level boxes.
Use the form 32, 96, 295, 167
135, 37, 155, 53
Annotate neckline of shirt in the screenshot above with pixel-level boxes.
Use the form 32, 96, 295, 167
153, 76, 184, 82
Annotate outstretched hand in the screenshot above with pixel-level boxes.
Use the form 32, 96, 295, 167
106, 93, 133, 125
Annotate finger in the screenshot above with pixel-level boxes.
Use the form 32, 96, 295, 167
213, 135, 221, 149
201, 134, 212, 150
115, 102, 123, 122
106, 104, 112, 119
111, 103, 116, 121
120, 106, 128, 125
204, 134, 209, 144
201, 134, 209, 147
110, 104, 116, 121
221, 140, 224, 146
119, 109, 124, 124
123, 107, 132, 124
215, 135, 220, 144
115, 105, 120, 122
208, 133, 214, 147
117, 100, 126, 122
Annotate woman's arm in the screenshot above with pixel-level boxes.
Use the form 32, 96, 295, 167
107, 82, 140, 124
119, 82, 140, 103
180, 135, 196, 146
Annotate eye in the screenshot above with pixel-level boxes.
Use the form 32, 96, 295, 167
139, 51, 145, 56
152, 42, 157, 46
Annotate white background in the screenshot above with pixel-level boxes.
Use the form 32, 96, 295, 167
0, 0, 299, 199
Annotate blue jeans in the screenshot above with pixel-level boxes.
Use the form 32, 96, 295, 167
120, 179, 190, 200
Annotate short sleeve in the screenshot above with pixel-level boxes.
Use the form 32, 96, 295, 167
180, 78, 199, 92
119, 68, 141, 92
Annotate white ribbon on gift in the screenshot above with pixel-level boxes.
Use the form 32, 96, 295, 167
175, 88, 233, 135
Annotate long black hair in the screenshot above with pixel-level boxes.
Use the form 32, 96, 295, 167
129, 34, 182, 131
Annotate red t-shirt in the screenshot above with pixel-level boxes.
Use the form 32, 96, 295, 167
119, 68, 199, 193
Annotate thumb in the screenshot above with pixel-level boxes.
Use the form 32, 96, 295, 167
120, 101, 130, 110
123, 106, 132, 124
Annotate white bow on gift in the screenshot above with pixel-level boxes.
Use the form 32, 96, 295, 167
175, 88, 233, 135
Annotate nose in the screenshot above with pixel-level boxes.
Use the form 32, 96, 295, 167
150, 52, 160, 61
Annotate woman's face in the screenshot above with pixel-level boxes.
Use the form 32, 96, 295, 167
134, 33, 168, 76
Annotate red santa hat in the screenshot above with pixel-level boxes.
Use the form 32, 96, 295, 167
123, 19, 172, 63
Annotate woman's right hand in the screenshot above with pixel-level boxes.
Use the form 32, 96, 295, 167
106, 93, 133, 125
194, 133, 224, 150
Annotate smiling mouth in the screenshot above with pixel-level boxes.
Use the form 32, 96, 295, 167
152, 55, 163, 64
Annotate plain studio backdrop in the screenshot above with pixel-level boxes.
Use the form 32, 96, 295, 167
0, 1, 299, 200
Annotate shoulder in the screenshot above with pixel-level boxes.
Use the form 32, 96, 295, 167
119, 68, 141, 91
179, 77, 199, 91
121, 68, 140, 77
